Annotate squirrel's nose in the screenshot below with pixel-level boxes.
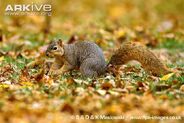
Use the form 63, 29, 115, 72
46, 52, 49, 57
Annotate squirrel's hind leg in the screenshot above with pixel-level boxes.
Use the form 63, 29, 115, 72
80, 58, 99, 78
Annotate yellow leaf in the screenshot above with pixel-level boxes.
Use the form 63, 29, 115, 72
0, 56, 4, 62
160, 73, 174, 81
114, 28, 126, 39
0, 84, 10, 88
20, 81, 34, 87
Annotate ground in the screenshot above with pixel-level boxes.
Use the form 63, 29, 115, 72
0, 0, 184, 123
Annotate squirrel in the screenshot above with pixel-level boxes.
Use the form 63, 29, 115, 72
46, 39, 171, 78
46, 39, 106, 77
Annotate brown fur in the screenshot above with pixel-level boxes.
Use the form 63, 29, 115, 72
109, 42, 171, 76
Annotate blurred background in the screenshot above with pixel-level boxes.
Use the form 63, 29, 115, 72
1, 0, 184, 43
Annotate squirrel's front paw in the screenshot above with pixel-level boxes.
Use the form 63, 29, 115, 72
49, 70, 62, 76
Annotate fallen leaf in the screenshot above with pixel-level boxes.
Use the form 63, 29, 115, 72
40, 75, 54, 85
180, 85, 184, 92
108, 90, 119, 96
0, 84, 10, 89
66, 78, 75, 84
155, 84, 171, 91
96, 89, 106, 96
60, 103, 74, 114
160, 73, 174, 81
0, 56, 4, 62
20, 81, 34, 87
114, 28, 126, 40
101, 82, 113, 90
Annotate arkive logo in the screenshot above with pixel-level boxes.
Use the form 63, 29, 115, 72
4, 3, 52, 16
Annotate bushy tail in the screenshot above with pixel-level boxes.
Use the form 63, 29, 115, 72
108, 42, 171, 76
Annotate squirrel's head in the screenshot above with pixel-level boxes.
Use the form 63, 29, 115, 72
46, 39, 64, 57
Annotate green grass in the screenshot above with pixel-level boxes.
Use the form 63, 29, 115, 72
158, 38, 184, 50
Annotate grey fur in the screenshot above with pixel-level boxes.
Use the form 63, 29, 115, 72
63, 41, 106, 77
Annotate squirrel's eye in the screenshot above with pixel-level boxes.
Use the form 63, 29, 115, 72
53, 47, 57, 50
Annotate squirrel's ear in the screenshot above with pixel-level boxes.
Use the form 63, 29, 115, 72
57, 39, 63, 46
49, 40, 54, 44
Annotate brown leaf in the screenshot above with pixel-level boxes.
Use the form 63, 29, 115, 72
155, 84, 171, 91
33, 69, 45, 82
107, 64, 121, 77
66, 78, 75, 85
60, 103, 74, 114
19, 68, 31, 82
101, 82, 113, 90
115, 78, 125, 88
137, 81, 145, 87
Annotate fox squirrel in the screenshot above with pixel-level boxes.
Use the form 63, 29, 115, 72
46, 39, 171, 78
46, 39, 106, 77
